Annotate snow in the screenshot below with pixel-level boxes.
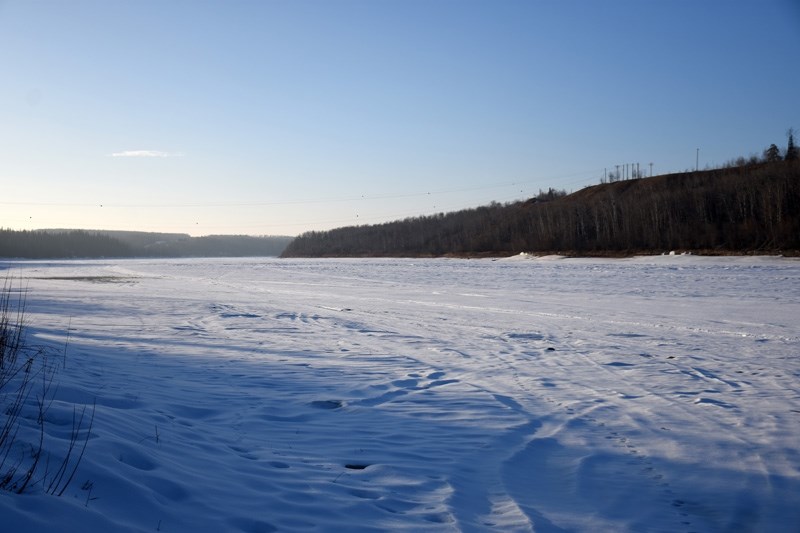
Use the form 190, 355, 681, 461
1, 255, 799, 532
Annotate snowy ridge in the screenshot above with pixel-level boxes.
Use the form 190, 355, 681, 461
1, 256, 798, 532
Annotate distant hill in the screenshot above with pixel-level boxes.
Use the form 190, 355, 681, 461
282, 160, 800, 257
129, 234, 294, 258
0, 229, 293, 259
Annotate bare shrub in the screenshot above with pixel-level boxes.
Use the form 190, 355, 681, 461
0, 276, 93, 495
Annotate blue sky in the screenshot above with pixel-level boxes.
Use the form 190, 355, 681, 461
2, 0, 799, 236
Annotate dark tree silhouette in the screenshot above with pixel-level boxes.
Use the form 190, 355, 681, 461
764, 143, 782, 162
787, 128, 799, 162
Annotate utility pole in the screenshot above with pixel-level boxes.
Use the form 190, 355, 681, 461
696, 148, 699, 171
649, 162, 653, 177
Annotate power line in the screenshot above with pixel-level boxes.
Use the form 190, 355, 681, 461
0, 167, 604, 210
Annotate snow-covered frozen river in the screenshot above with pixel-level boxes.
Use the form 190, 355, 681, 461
2, 255, 799, 532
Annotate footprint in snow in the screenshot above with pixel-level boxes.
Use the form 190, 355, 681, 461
693, 397, 736, 409
309, 400, 345, 410
349, 488, 380, 500
391, 378, 418, 389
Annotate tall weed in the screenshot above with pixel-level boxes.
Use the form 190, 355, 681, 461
0, 276, 93, 495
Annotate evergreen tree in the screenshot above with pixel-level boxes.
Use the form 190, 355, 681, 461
787, 128, 799, 162
764, 143, 782, 162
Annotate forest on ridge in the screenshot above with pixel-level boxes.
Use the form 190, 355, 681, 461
282, 160, 800, 257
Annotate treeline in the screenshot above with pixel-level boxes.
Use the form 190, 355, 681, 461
281, 160, 800, 257
0, 229, 132, 258
0, 229, 293, 259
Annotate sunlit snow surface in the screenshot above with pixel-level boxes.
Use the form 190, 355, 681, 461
1, 256, 799, 532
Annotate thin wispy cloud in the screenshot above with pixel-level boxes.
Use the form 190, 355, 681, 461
109, 150, 184, 158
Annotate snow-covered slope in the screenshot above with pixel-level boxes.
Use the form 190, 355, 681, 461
1, 256, 798, 532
